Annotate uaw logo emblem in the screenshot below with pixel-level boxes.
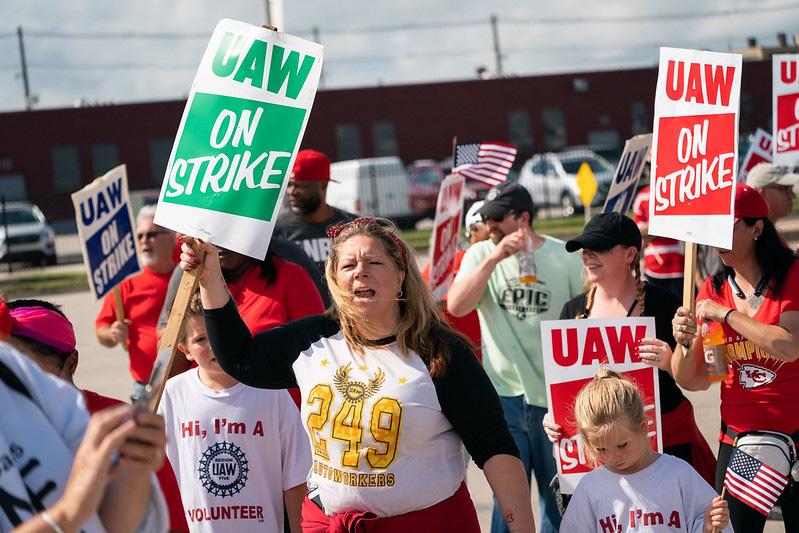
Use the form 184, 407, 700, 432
334, 363, 385, 403
198, 442, 249, 497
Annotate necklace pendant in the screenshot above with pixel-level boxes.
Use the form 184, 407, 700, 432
749, 294, 764, 311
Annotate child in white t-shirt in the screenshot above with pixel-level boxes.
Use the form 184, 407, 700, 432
158, 293, 310, 532
561, 368, 731, 533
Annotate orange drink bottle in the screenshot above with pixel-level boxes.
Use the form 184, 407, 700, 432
518, 236, 537, 284
701, 322, 729, 383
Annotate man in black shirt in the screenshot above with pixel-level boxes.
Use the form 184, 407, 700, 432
275, 149, 355, 273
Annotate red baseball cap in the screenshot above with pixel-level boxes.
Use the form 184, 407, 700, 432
734, 182, 769, 219
291, 149, 333, 182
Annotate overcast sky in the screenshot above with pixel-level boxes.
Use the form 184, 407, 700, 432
1, 0, 797, 112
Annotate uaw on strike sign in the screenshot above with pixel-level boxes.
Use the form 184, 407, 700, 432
739, 128, 772, 182
154, 19, 323, 259
649, 48, 742, 249
773, 54, 799, 167
429, 174, 465, 300
602, 133, 652, 214
541, 317, 661, 494
71, 165, 140, 299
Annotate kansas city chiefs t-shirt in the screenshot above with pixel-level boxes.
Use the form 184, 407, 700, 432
696, 260, 799, 443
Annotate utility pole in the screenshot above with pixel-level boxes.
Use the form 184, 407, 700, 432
17, 26, 32, 111
312, 26, 325, 89
490, 15, 503, 77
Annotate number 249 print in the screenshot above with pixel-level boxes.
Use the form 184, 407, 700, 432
306, 364, 403, 470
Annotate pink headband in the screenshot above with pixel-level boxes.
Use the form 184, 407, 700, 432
327, 217, 408, 266
10, 306, 76, 353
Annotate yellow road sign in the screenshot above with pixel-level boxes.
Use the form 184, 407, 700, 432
576, 162, 598, 207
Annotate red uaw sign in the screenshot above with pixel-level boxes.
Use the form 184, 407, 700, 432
541, 317, 661, 494
430, 174, 465, 300
738, 129, 773, 182
649, 48, 742, 249
773, 54, 799, 167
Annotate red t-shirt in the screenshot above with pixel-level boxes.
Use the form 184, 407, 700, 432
96, 268, 174, 383
228, 257, 325, 335
81, 389, 189, 532
696, 261, 799, 444
422, 249, 482, 362
229, 258, 325, 405
633, 187, 684, 279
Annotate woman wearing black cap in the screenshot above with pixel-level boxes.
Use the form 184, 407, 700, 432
672, 183, 799, 532
543, 212, 716, 486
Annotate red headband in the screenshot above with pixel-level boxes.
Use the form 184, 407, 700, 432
327, 217, 408, 266
10, 306, 77, 353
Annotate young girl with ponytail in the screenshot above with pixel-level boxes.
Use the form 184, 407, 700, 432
560, 368, 730, 532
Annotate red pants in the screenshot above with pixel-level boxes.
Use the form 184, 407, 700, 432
301, 482, 480, 533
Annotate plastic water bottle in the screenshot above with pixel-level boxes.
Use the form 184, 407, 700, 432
701, 322, 729, 383
518, 235, 537, 284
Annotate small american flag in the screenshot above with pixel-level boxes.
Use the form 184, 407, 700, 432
453, 141, 517, 187
723, 447, 788, 515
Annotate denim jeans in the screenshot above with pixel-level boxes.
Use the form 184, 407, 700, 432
490, 395, 561, 533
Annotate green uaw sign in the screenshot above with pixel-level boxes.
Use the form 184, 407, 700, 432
154, 19, 323, 258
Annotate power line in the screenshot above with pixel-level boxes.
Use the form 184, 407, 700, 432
5, 2, 796, 42
508, 1, 799, 24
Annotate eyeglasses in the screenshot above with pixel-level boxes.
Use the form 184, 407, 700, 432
767, 185, 794, 195
136, 230, 169, 241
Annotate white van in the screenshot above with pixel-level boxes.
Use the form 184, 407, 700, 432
327, 157, 414, 227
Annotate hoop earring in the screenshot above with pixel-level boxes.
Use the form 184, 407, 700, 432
398, 288, 403, 298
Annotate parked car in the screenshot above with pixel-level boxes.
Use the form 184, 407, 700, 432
0, 202, 57, 266
407, 160, 444, 220
326, 156, 415, 228
518, 150, 616, 214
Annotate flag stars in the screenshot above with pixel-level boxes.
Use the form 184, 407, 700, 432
358, 365, 368, 372
398, 377, 408, 384
320, 359, 329, 367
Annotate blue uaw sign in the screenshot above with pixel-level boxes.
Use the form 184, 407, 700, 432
602, 134, 652, 214
72, 165, 140, 299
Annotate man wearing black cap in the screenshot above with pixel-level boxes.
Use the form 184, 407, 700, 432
448, 181, 583, 533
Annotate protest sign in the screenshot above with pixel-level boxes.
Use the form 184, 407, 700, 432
71, 165, 139, 300
602, 134, 652, 214
429, 174, 465, 300
738, 129, 773, 182
541, 317, 661, 494
773, 54, 799, 167
154, 19, 324, 259
649, 48, 742, 249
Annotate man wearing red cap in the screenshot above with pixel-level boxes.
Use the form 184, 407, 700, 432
275, 149, 355, 272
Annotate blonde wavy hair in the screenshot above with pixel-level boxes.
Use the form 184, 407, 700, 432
577, 248, 644, 319
573, 367, 649, 466
324, 217, 465, 377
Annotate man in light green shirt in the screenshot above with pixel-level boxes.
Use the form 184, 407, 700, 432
448, 182, 583, 533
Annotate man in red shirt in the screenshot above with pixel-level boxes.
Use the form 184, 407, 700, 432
95, 205, 176, 399
632, 186, 684, 297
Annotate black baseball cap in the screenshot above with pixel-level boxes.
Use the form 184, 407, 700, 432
478, 182, 535, 221
565, 212, 642, 253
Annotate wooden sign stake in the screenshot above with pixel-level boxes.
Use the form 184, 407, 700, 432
677, 242, 698, 358
112, 286, 128, 352
137, 248, 205, 413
